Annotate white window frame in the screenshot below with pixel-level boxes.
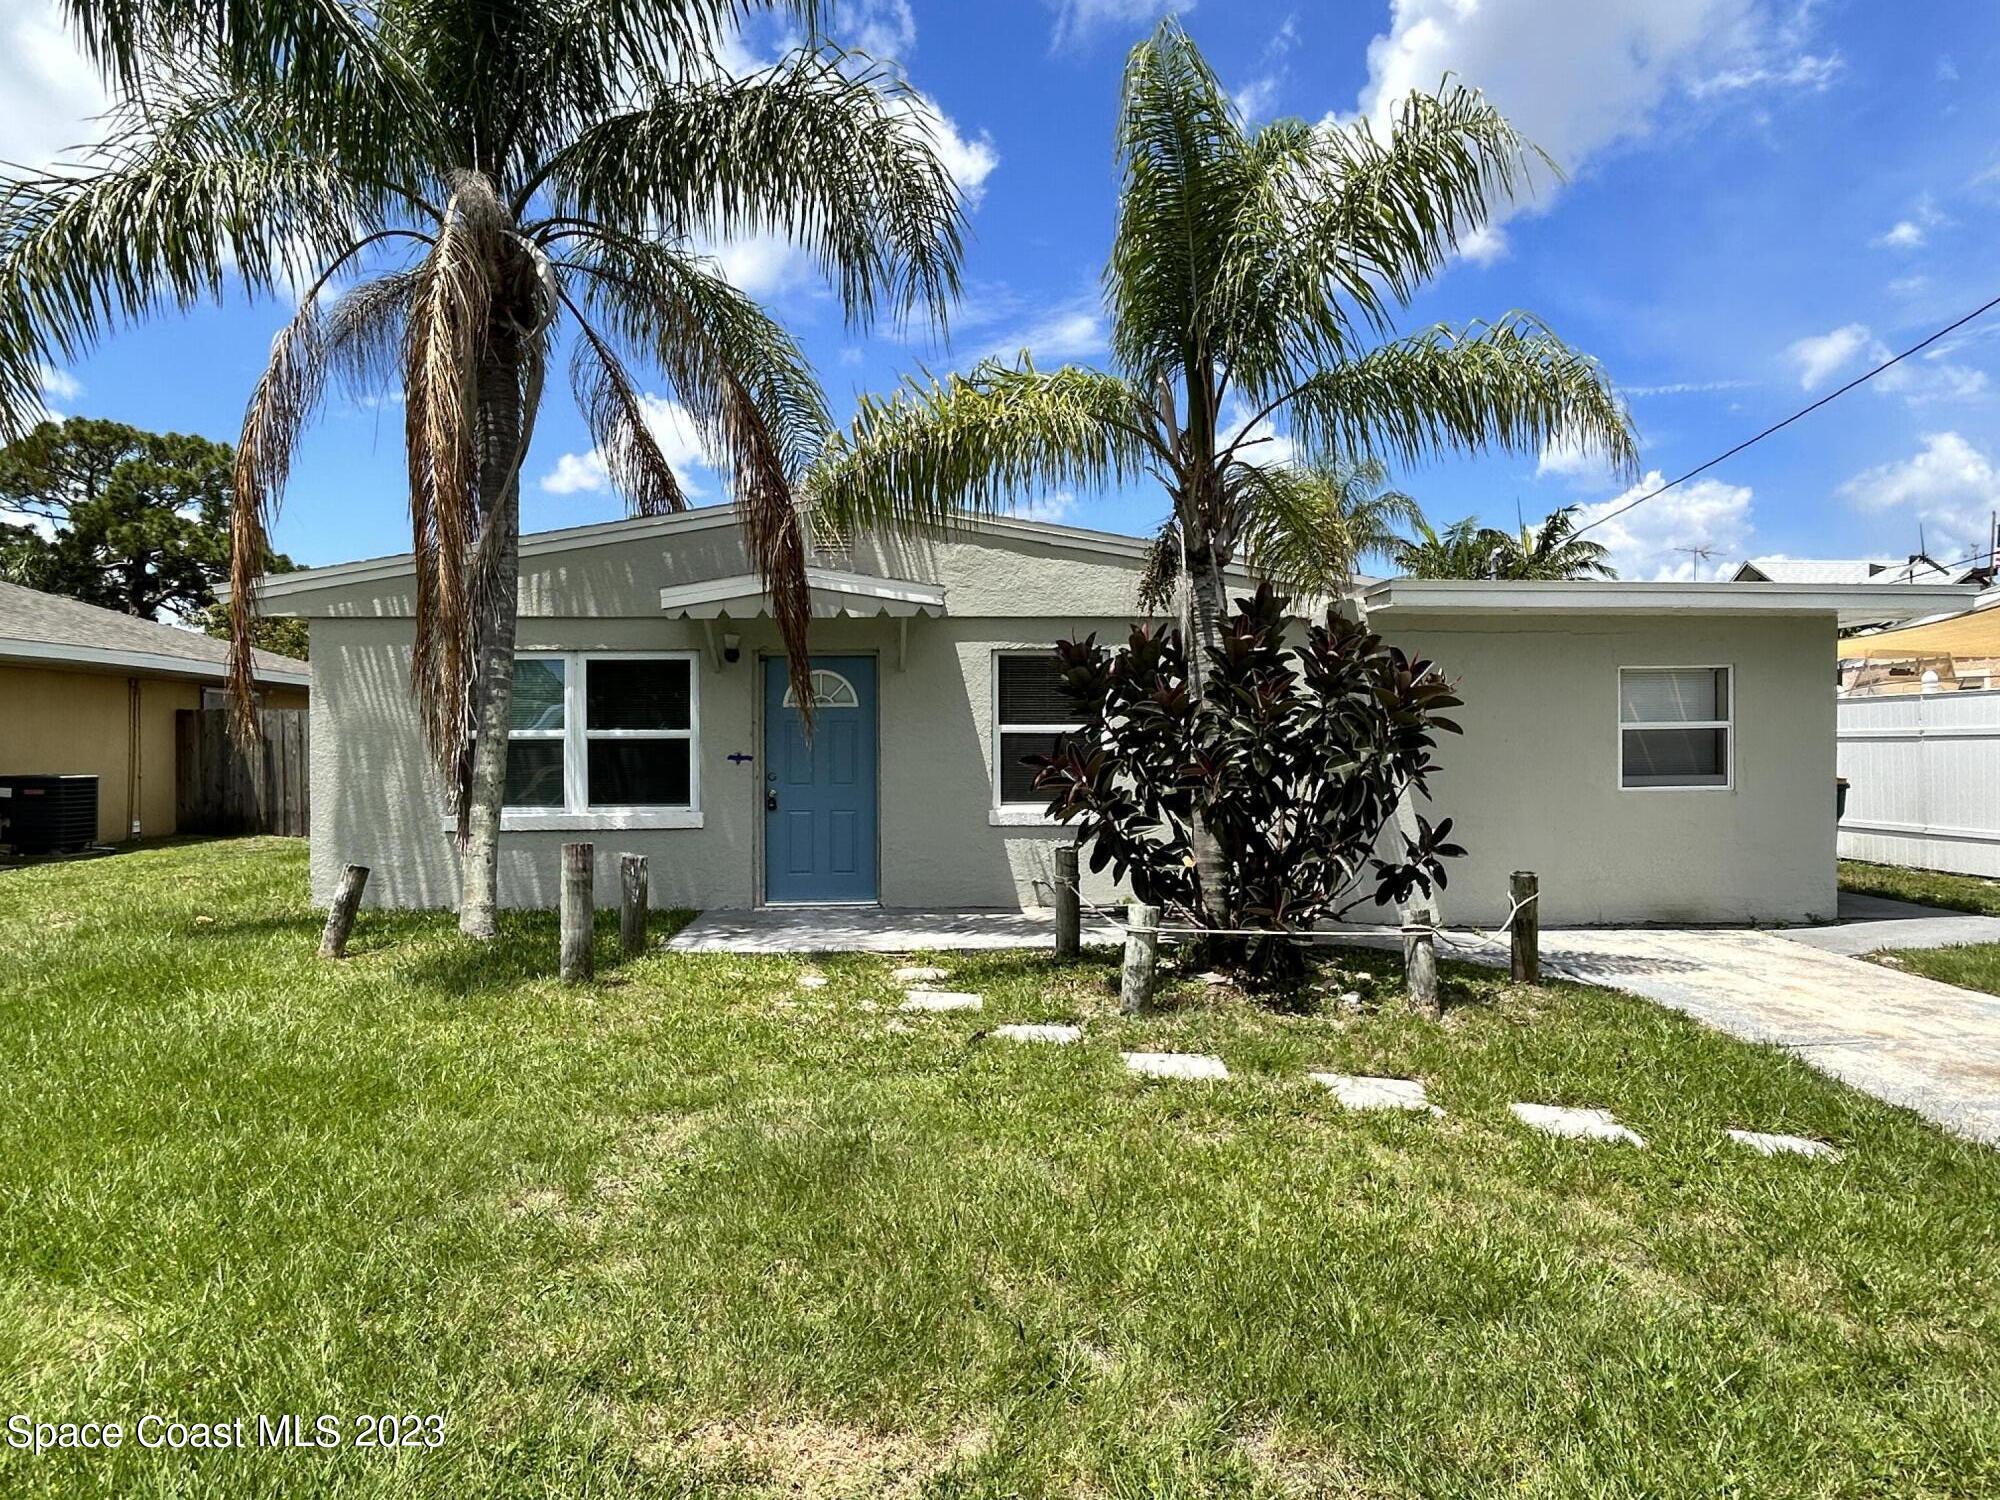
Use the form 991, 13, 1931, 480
1618, 665, 1733, 792
497, 650, 703, 829
989, 649, 1083, 826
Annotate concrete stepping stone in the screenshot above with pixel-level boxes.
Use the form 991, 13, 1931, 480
1123, 1051, 1229, 1081
899, 990, 983, 1013
1510, 1102, 1646, 1147
1310, 1073, 1443, 1115
1728, 1128, 1840, 1160
892, 965, 952, 984
992, 1023, 1082, 1045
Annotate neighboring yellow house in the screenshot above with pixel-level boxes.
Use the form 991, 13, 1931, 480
0, 580, 310, 845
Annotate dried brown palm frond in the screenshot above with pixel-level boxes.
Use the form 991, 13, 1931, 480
325, 267, 420, 399
1136, 514, 1182, 615
229, 292, 330, 738
567, 307, 686, 518
403, 173, 502, 794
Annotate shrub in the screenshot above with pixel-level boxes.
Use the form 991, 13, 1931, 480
1030, 583, 1465, 975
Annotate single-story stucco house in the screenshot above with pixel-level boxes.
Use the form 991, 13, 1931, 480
256, 506, 1969, 926
0, 579, 311, 845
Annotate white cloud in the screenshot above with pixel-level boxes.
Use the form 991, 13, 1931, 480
698, 231, 815, 300
1888, 274, 1930, 297
1569, 470, 1755, 580
0, 0, 107, 171
1620, 378, 1752, 396
1456, 224, 1510, 266
1785, 323, 1875, 390
1220, 400, 1295, 470
1015, 491, 1076, 523
36, 365, 81, 401
972, 297, 1107, 364
1839, 431, 2000, 558
539, 396, 712, 499
1536, 431, 1618, 478
1876, 355, 1988, 406
834, 0, 914, 59
1875, 219, 1927, 251
1233, 14, 1300, 123
1049, 0, 1184, 51
1351, 0, 1837, 235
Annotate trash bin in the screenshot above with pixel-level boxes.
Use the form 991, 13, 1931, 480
1835, 776, 1849, 822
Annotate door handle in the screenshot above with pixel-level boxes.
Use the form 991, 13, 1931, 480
766, 791, 779, 811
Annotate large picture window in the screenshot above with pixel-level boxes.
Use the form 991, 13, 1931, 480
1620, 666, 1731, 789
503, 652, 699, 824
993, 652, 1082, 807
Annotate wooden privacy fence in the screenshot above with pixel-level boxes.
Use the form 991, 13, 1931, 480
1837, 687, 2000, 877
175, 708, 310, 836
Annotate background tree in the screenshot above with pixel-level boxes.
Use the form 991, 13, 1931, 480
0, 416, 296, 623
806, 18, 1634, 923
0, 0, 963, 937
1395, 504, 1615, 580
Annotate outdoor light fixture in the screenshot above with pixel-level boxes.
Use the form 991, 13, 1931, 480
722, 632, 742, 664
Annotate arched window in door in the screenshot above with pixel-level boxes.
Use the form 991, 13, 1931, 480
782, 669, 861, 709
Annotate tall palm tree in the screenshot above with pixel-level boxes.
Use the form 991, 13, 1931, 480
804, 18, 1636, 917
0, 0, 963, 936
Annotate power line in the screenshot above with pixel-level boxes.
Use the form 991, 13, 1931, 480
1574, 290, 2000, 541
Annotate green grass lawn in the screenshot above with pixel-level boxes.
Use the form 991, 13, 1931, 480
3, 839, 1997, 1498
1839, 858, 2000, 917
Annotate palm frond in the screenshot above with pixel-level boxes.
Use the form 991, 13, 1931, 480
0, 84, 384, 437
1136, 513, 1183, 614
1232, 457, 1421, 597
543, 48, 963, 329
806, 359, 1154, 536
1286, 314, 1637, 477
228, 293, 331, 736
402, 173, 503, 786
1213, 81, 1545, 397
324, 268, 421, 399
566, 302, 687, 517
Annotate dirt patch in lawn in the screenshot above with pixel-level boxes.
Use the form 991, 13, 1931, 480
632, 1411, 988, 1497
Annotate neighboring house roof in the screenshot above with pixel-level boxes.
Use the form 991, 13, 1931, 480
1839, 591, 2000, 660
1730, 557, 1953, 585
1364, 577, 1975, 628
0, 579, 311, 687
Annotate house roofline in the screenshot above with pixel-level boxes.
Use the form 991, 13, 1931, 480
1365, 578, 1978, 627
240, 504, 1161, 604
0, 635, 312, 687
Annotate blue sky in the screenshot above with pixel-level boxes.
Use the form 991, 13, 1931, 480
9, 0, 2000, 579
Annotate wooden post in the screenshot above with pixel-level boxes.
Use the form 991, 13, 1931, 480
1053, 843, 1081, 960
318, 864, 369, 959
1509, 870, 1540, 984
620, 853, 649, 959
1403, 896, 1440, 1019
560, 842, 594, 983
1119, 901, 1159, 1014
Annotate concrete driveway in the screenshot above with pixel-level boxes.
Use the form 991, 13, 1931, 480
1535, 914, 2000, 1145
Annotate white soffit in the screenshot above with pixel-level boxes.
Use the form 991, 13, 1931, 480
658, 567, 946, 620
1362, 579, 1980, 628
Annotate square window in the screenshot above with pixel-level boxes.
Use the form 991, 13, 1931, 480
504, 739, 565, 806
587, 658, 691, 731
1620, 667, 1731, 789
588, 738, 692, 807
511, 658, 566, 731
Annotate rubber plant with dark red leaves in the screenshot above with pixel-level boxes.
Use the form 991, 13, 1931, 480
1029, 582, 1465, 981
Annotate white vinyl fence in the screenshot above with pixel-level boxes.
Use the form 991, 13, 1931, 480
1838, 687, 2000, 876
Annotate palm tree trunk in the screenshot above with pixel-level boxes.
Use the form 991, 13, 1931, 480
1181, 521, 1233, 930
457, 343, 528, 939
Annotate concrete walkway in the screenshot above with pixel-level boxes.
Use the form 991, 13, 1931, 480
1536, 926, 2000, 1145
667, 906, 1125, 954
1776, 890, 2000, 956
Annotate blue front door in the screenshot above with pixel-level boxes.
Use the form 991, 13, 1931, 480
764, 656, 879, 903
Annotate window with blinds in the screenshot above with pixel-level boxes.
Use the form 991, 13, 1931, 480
994, 653, 1081, 805
1619, 666, 1731, 789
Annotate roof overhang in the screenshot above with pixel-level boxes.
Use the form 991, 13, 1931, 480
1361, 579, 1981, 629
658, 567, 946, 620
0, 635, 312, 687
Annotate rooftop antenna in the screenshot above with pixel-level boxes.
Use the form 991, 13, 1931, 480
1673, 543, 1717, 581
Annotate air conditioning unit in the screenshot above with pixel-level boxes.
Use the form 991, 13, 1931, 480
0, 774, 100, 855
